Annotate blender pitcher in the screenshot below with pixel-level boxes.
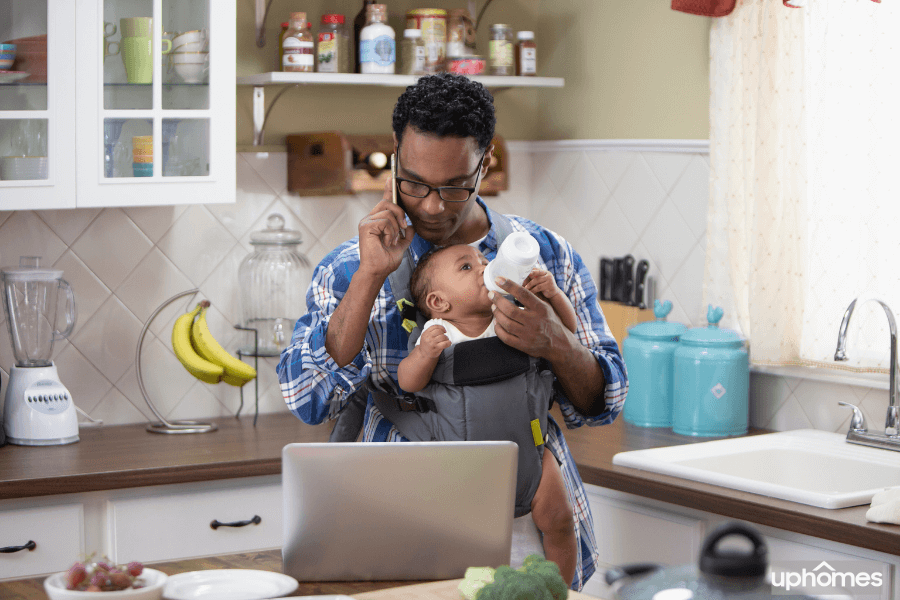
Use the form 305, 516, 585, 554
2, 256, 77, 366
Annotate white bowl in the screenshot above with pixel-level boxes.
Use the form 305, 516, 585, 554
44, 568, 168, 600
172, 29, 207, 48
171, 52, 208, 65
171, 40, 205, 53
173, 62, 207, 83
0, 156, 48, 180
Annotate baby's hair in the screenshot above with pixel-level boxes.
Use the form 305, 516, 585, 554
409, 247, 450, 319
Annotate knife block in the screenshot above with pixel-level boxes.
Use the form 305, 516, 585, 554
286, 131, 509, 196
600, 301, 654, 348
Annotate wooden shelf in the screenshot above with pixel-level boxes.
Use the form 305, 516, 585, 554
236, 71, 564, 89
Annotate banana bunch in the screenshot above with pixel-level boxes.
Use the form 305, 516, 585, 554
172, 300, 257, 386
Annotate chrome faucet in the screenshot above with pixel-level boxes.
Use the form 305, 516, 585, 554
834, 297, 900, 451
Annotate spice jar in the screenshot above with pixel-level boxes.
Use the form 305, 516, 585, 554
489, 24, 514, 76
360, 4, 395, 74
317, 14, 350, 73
406, 9, 447, 74
399, 28, 426, 75
238, 214, 313, 356
516, 30, 537, 76
283, 12, 314, 72
446, 8, 476, 58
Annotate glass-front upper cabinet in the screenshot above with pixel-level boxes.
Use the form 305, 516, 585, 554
0, 0, 234, 210
0, 0, 77, 209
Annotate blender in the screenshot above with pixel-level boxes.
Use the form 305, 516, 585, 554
2, 257, 79, 446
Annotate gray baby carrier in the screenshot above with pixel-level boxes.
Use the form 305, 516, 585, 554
331, 213, 555, 518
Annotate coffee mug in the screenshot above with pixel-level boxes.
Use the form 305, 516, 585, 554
120, 17, 152, 38
122, 37, 152, 84
172, 29, 208, 50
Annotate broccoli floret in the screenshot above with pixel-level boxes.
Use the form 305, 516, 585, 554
518, 555, 568, 600
472, 558, 568, 600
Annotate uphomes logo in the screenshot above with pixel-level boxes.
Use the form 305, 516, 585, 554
771, 560, 884, 597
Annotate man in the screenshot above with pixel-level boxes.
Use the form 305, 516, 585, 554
277, 73, 627, 590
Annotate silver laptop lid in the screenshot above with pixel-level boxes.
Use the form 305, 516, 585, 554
282, 441, 517, 581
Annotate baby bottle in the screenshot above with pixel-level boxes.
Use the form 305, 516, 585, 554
484, 231, 540, 293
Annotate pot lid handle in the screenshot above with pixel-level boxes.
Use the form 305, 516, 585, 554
699, 521, 767, 578
604, 563, 663, 587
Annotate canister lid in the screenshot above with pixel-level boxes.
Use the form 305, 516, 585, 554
250, 213, 303, 246
627, 299, 687, 340
679, 305, 745, 346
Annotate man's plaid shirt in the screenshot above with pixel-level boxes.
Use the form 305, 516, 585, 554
278, 199, 627, 590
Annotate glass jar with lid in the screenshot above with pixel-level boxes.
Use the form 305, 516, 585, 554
238, 213, 312, 356
489, 24, 514, 76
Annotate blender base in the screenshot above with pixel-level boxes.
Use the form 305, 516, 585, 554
3, 363, 80, 446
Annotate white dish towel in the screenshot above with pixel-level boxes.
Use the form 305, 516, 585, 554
865, 487, 900, 524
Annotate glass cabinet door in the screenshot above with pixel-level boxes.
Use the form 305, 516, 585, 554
0, 0, 76, 209
99, 0, 211, 181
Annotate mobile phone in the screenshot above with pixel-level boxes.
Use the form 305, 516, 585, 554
390, 153, 396, 203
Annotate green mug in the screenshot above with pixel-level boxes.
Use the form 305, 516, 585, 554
122, 36, 152, 84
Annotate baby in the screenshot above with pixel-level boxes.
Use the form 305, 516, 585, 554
397, 243, 577, 585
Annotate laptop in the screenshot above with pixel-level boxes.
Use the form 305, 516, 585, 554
281, 440, 517, 581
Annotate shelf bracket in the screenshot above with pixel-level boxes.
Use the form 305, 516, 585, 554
252, 85, 298, 146
255, 0, 276, 48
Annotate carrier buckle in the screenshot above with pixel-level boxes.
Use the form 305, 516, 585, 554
398, 393, 430, 413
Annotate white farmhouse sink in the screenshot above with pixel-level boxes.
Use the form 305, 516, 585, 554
612, 429, 900, 509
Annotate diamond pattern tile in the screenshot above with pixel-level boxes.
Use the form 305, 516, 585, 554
51, 250, 112, 337
71, 209, 153, 291
156, 205, 238, 286
792, 379, 859, 432
124, 205, 187, 244
0, 210, 68, 269
36, 208, 101, 246
116, 248, 195, 325
643, 152, 693, 194
612, 155, 667, 237
70, 294, 144, 385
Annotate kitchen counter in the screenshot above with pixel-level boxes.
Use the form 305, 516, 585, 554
1, 549, 607, 600
1, 408, 899, 557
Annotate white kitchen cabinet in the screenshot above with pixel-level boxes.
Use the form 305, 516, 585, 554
0, 475, 280, 581
0, 503, 84, 580
583, 484, 900, 600
0, 0, 235, 210
106, 479, 281, 563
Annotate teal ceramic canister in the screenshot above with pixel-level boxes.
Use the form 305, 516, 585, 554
622, 300, 687, 428
673, 305, 750, 437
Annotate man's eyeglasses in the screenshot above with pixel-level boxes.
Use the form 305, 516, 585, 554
395, 145, 488, 203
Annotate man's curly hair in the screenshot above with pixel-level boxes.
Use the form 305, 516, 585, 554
392, 73, 496, 151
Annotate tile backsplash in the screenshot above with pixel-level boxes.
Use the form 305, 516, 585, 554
0, 142, 881, 434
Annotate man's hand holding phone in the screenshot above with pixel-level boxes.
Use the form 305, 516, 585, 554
356, 155, 413, 279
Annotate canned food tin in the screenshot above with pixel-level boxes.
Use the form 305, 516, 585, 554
406, 9, 447, 73
448, 55, 485, 75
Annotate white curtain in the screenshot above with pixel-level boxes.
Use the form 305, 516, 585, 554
705, 0, 900, 373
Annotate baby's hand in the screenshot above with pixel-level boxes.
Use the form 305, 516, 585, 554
523, 268, 561, 301
419, 325, 451, 358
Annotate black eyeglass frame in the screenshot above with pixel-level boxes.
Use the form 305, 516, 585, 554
394, 144, 489, 203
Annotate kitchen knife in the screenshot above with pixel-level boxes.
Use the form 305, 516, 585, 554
619, 255, 635, 305
611, 257, 625, 302
633, 259, 650, 308
599, 258, 615, 301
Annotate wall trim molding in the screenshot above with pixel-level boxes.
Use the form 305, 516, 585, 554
507, 139, 710, 154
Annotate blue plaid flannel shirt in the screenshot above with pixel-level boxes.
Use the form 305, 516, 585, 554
277, 198, 627, 590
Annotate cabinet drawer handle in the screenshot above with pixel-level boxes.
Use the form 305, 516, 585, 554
210, 515, 262, 530
0, 540, 37, 554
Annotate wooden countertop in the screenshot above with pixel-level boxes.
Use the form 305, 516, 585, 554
0, 549, 606, 600
1, 408, 899, 557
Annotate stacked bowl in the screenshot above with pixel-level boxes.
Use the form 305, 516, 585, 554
132, 135, 153, 177
0, 44, 16, 70
169, 30, 208, 83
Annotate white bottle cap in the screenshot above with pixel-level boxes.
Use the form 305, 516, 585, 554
404, 28, 422, 38
517, 31, 535, 41
500, 232, 539, 266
